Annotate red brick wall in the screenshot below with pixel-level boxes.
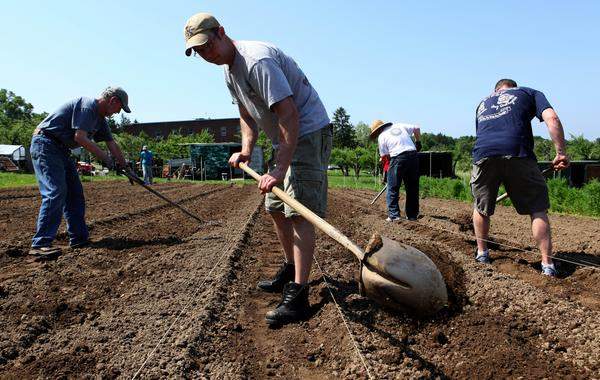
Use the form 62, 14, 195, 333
123, 118, 241, 143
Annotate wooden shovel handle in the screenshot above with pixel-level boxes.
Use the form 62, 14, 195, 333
239, 162, 366, 261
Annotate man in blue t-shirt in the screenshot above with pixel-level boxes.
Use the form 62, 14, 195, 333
139, 145, 154, 185
470, 79, 569, 277
29, 86, 130, 257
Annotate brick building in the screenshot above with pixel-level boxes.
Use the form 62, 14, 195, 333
123, 118, 241, 143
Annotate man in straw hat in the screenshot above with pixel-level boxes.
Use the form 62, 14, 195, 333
29, 86, 130, 257
370, 120, 422, 222
184, 12, 332, 325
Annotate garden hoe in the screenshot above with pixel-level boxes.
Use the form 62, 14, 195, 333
239, 163, 448, 317
119, 167, 208, 224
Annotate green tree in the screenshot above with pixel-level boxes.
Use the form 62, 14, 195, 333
349, 147, 375, 178
420, 132, 455, 152
0, 89, 34, 120
453, 136, 475, 172
533, 136, 554, 161
354, 121, 372, 148
568, 134, 595, 160
331, 107, 356, 149
330, 148, 353, 176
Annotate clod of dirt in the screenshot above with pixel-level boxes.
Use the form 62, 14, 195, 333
452, 212, 474, 233
4, 247, 24, 258
364, 232, 383, 254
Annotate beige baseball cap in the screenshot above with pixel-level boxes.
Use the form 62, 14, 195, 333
184, 12, 220, 56
101, 86, 131, 113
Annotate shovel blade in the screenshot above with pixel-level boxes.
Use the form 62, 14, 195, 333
361, 234, 448, 317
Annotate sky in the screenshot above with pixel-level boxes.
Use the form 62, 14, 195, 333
1, 0, 599, 139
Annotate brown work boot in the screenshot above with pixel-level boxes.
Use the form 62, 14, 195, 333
265, 282, 309, 326
257, 262, 295, 293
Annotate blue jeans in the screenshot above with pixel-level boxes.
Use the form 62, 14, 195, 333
30, 135, 88, 248
386, 151, 420, 219
142, 164, 153, 184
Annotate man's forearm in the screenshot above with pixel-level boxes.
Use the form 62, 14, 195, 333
273, 112, 299, 178
240, 115, 258, 156
107, 141, 126, 164
546, 116, 567, 154
76, 136, 107, 161
413, 128, 421, 141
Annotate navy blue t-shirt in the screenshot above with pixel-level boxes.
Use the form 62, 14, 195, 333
472, 87, 552, 163
37, 97, 113, 148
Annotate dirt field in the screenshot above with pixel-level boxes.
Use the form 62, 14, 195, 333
0, 181, 599, 379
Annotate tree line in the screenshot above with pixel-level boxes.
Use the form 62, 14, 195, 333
329, 106, 600, 177
0, 89, 214, 164
2, 89, 599, 172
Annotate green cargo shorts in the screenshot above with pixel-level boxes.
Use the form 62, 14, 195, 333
470, 157, 549, 216
265, 125, 333, 218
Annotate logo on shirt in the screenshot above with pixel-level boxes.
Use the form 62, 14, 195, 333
491, 93, 517, 110
477, 102, 487, 117
477, 92, 518, 122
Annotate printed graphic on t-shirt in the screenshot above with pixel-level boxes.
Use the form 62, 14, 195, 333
477, 92, 518, 123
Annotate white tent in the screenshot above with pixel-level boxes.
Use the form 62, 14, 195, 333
0, 145, 26, 161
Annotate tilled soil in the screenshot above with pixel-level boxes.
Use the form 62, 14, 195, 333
0, 182, 598, 379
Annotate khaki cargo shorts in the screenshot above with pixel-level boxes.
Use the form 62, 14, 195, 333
265, 125, 333, 218
470, 157, 549, 216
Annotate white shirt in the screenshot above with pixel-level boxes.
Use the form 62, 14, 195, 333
378, 122, 417, 157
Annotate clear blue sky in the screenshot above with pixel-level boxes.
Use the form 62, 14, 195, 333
1, 0, 599, 138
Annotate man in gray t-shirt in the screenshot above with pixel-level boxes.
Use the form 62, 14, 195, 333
184, 12, 332, 326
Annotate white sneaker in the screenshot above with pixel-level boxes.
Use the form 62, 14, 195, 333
385, 217, 401, 222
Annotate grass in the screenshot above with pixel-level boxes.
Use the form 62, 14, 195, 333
3, 170, 599, 218
0, 172, 37, 188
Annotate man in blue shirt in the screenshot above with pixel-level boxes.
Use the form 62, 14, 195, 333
29, 86, 130, 257
139, 145, 154, 185
471, 79, 569, 277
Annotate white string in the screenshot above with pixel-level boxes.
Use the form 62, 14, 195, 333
131, 208, 258, 379
313, 256, 374, 380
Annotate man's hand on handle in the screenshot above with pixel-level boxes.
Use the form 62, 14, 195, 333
258, 170, 285, 194
228, 152, 251, 168
552, 153, 570, 171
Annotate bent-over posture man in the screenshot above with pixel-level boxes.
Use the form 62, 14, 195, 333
29, 87, 130, 257
184, 13, 332, 325
471, 79, 569, 276
370, 119, 421, 221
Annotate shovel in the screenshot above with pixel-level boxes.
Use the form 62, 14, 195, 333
239, 162, 447, 317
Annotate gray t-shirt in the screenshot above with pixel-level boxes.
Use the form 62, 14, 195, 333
224, 40, 330, 145
37, 97, 113, 148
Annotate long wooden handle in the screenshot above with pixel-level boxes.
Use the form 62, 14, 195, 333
239, 162, 366, 261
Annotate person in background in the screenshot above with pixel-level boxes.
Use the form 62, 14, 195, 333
29, 86, 130, 257
471, 79, 569, 277
139, 145, 154, 185
370, 119, 422, 222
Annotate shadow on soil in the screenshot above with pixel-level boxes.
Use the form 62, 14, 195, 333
91, 236, 183, 250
